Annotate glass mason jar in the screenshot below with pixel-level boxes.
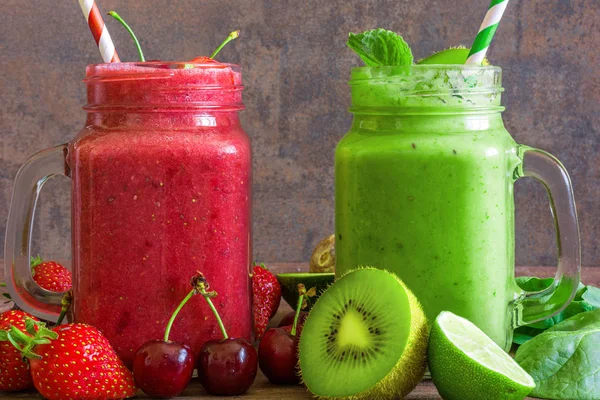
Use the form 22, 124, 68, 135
335, 65, 580, 350
4, 62, 253, 367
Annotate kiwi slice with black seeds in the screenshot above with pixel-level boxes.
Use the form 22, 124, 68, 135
299, 267, 429, 399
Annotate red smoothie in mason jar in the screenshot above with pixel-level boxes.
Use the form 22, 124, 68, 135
69, 62, 252, 366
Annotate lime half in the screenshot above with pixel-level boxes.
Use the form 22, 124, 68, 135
429, 311, 535, 400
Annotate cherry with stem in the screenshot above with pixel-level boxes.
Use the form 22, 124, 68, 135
132, 277, 201, 398
188, 31, 240, 64
258, 284, 307, 385
196, 273, 257, 396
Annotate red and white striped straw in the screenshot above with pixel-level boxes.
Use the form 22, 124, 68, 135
78, 0, 120, 63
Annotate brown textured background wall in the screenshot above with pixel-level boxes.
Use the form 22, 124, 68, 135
0, 0, 598, 265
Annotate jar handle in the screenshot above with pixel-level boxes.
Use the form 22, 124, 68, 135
4, 145, 69, 322
512, 145, 581, 327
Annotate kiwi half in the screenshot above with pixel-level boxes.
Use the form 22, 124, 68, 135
299, 268, 428, 399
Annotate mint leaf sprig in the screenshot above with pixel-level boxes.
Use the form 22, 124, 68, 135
347, 28, 413, 67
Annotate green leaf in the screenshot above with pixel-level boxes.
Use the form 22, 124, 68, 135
6, 331, 24, 352
515, 309, 600, 399
30, 255, 43, 269
582, 285, 600, 307
0, 330, 8, 341
25, 318, 37, 336
516, 276, 553, 291
513, 325, 546, 345
36, 326, 58, 340
513, 278, 598, 341
512, 330, 538, 346
516, 277, 562, 330
2, 293, 11, 300
347, 29, 413, 67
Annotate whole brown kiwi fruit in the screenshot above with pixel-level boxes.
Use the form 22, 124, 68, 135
309, 234, 335, 273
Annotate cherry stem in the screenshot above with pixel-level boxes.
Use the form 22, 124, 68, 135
204, 292, 228, 339
164, 289, 195, 342
55, 290, 72, 326
291, 294, 305, 337
107, 11, 145, 62
210, 30, 240, 59
195, 277, 228, 340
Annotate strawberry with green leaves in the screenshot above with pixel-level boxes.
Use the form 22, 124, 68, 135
252, 263, 281, 338
0, 310, 40, 391
4, 319, 136, 399
31, 256, 72, 292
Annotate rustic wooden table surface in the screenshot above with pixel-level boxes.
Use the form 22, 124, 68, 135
1, 262, 599, 399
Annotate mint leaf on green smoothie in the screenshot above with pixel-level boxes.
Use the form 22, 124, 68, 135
347, 29, 413, 67
514, 309, 600, 399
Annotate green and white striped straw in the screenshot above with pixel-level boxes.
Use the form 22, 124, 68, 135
466, 0, 510, 65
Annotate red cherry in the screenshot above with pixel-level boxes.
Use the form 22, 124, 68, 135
197, 338, 257, 395
188, 56, 218, 64
132, 274, 205, 397
133, 340, 195, 397
258, 326, 300, 384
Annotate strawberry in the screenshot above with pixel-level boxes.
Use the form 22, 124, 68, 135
0, 310, 39, 391
29, 323, 137, 400
3, 319, 136, 399
31, 256, 72, 292
252, 264, 281, 338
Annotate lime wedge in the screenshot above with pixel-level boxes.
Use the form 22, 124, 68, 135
417, 47, 490, 65
429, 311, 535, 400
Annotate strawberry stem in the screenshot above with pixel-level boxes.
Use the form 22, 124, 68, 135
30, 255, 43, 271
108, 11, 145, 62
8, 325, 30, 346
164, 289, 195, 342
210, 30, 240, 59
56, 290, 72, 326
193, 273, 228, 339
1, 318, 58, 360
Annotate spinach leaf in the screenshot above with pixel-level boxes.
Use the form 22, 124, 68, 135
514, 309, 600, 399
513, 327, 542, 346
514, 277, 600, 344
516, 276, 554, 292
583, 286, 600, 307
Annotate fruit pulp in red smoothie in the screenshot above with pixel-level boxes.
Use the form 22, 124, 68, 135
70, 63, 252, 367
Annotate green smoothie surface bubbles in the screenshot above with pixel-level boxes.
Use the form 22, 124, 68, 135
347, 29, 502, 112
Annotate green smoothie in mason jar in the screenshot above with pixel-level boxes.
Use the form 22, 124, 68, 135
336, 31, 580, 351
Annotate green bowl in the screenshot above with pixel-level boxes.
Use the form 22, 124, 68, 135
276, 272, 335, 311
